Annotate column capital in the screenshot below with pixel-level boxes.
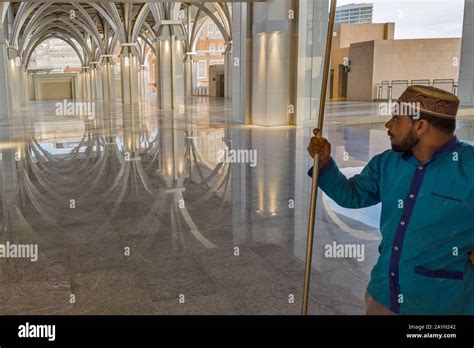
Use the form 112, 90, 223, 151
184, 53, 195, 62
89, 62, 101, 69
100, 54, 115, 64
120, 43, 138, 47
224, 41, 233, 54
120, 43, 139, 56
156, 20, 182, 27
7, 45, 18, 60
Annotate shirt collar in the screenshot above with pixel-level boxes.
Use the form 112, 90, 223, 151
432, 136, 460, 158
401, 136, 460, 163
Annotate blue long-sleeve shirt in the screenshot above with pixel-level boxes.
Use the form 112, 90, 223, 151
308, 136, 474, 314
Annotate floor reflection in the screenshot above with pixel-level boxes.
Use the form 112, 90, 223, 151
0, 97, 473, 315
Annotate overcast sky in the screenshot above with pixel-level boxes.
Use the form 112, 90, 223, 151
337, 0, 465, 39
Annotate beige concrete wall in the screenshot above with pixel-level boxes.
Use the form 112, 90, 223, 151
346, 38, 461, 100
372, 38, 461, 91
346, 41, 375, 101
33, 73, 78, 101
41, 82, 72, 100
337, 23, 395, 49
331, 23, 394, 98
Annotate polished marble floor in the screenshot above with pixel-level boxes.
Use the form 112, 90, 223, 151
0, 96, 473, 315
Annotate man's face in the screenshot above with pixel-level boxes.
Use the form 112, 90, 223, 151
385, 114, 419, 152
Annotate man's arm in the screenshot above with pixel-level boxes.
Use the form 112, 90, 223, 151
308, 128, 381, 209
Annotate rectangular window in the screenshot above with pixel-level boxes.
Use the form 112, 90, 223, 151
208, 22, 214, 39
197, 60, 207, 79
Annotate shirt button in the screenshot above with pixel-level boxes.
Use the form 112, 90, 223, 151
418, 165, 423, 170
400, 221, 405, 226
409, 194, 414, 199
394, 246, 399, 251
390, 272, 396, 277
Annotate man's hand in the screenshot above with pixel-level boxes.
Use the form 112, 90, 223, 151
307, 128, 332, 167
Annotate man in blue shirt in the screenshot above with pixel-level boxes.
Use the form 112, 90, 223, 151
307, 86, 474, 315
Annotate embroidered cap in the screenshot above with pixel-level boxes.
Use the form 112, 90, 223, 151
398, 85, 459, 119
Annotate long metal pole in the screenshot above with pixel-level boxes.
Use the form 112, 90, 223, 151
301, 0, 338, 315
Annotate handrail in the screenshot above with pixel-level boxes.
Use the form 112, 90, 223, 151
375, 79, 458, 100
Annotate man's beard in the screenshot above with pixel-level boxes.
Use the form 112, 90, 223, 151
391, 129, 419, 152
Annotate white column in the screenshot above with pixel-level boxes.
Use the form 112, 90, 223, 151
80, 67, 88, 100
184, 55, 193, 96
120, 44, 139, 104
77, 70, 83, 99
233, 1, 327, 126
89, 64, 96, 100
232, 3, 251, 123
101, 57, 116, 101
156, 35, 185, 110
185, 5, 194, 98
90, 62, 103, 100
84, 68, 92, 100
101, 63, 109, 100
20, 66, 28, 106
458, 0, 474, 106
6, 48, 21, 111
250, 1, 294, 127
139, 64, 148, 100
192, 59, 198, 93
224, 45, 232, 99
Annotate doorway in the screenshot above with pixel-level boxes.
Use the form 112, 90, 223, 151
338, 64, 348, 98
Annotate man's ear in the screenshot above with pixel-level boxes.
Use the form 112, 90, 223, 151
469, 251, 474, 265
414, 119, 430, 135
